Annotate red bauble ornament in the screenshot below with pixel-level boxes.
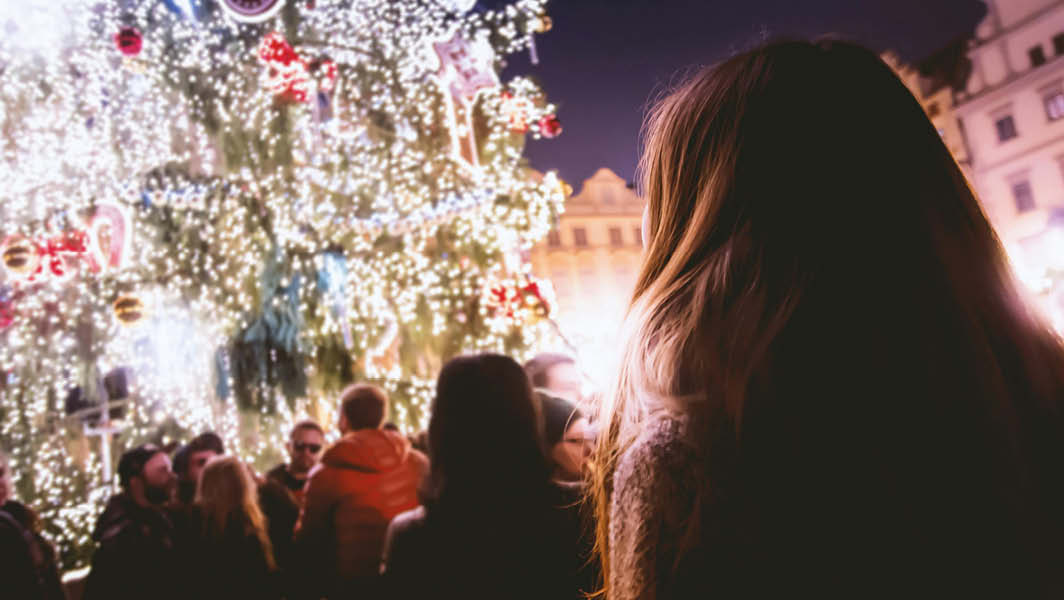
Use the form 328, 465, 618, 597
539, 114, 562, 138
114, 27, 143, 57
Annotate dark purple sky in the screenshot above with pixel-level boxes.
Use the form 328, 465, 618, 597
493, 0, 987, 187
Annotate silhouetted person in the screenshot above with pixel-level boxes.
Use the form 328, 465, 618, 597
260, 419, 324, 594
173, 431, 225, 508
592, 38, 1064, 599
0, 449, 65, 600
179, 456, 280, 600
382, 354, 592, 600
296, 384, 427, 598
524, 353, 582, 403
84, 445, 177, 600
538, 392, 593, 482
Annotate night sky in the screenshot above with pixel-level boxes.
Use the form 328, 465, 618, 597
492, 0, 988, 187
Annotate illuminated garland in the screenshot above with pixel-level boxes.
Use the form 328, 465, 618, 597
0, 0, 567, 569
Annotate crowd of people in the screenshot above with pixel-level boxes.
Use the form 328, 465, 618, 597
1, 351, 594, 600
6, 38, 1064, 599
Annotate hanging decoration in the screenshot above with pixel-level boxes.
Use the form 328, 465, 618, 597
0, 288, 14, 330
317, 250, 352, 348
500, 91, 534, 133
259, 32, 310, 103
86, 203, 132, 273
485, 272, 553, 323
538, 114, 562, 138
220, 0, 286, 23
113, 295, 146, 326
432, 31, 499, 169
114, 27, 143, 57
2, 236, 40, 276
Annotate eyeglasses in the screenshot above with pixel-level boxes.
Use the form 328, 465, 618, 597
562, 437, 595, 446
294, 442, 322, 453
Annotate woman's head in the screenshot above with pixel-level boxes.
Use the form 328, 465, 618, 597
423, 354, 551, 511
196, 455, 274, 566
608, 38, 1034, 432
538, 392, 591, 482
595, 37, 1064, 594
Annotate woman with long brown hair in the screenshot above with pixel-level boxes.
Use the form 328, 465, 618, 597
181, 455, 279, 599
382, 354, 591, 599
593, 39, 1064, 598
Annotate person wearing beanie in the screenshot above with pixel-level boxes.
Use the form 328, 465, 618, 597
538, 392, 593, 482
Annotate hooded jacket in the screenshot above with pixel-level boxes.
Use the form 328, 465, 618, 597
83, 492, 178, 600
296, 428, 428, 584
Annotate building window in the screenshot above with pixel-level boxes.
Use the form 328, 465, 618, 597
609, 227, 623, 247
1054, 33, 1064, 56
1046, 91, 1064, 121
995, 115, 1018, 142
573, 227, 588, 247
633, 226, 642, 246
926, 102, 940, 118
1012, 180, 1035, 213
1030, 45, 1047, 67
547, 230, 561, 248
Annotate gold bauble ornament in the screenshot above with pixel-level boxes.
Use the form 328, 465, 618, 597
2, 237, 38, 275
113, 295, 146, 326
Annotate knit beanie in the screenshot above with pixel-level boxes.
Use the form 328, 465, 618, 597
537, 391, 582, 447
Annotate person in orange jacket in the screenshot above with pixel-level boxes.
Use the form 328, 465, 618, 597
294, 383, 428, 599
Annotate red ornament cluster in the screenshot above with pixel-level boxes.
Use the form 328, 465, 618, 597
538, 114, 562, 138
488, 276, 551, 320
258, 32, 336, 104
114, 27, 143, 57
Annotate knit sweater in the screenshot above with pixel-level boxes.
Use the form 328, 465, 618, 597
608, 414, 702, 600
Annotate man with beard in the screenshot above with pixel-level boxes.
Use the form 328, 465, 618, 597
83, 444, 178, 600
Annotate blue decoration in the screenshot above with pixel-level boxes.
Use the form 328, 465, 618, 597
317, 250, 352, 348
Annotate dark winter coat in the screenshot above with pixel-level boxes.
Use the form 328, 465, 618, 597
0, 500, 66, 600
82, 493, 178, 600
176, 507, 281, 600
259, 465, 302, 594
381, 483, 594, 600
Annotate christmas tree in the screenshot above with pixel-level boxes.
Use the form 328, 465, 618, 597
0, 0, 564, 568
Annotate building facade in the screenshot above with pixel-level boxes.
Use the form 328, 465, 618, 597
528, 167, 644, 384
953, 0, 1064, 247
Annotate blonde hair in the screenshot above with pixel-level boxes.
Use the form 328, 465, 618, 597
196, 455, 276, 570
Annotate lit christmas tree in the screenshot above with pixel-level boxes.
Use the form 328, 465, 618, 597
0, 0, 564, 567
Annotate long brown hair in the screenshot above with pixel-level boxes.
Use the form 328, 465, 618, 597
196, 455, 276, 570
592, 38, 1064, 595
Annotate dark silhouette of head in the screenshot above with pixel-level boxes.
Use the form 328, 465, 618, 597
422, 354, 552, 518
593, 38, 1064, 597
118, 444, 174, 507
338, 383, 388, 433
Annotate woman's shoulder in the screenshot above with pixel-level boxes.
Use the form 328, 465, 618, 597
615, 413, 698, 493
